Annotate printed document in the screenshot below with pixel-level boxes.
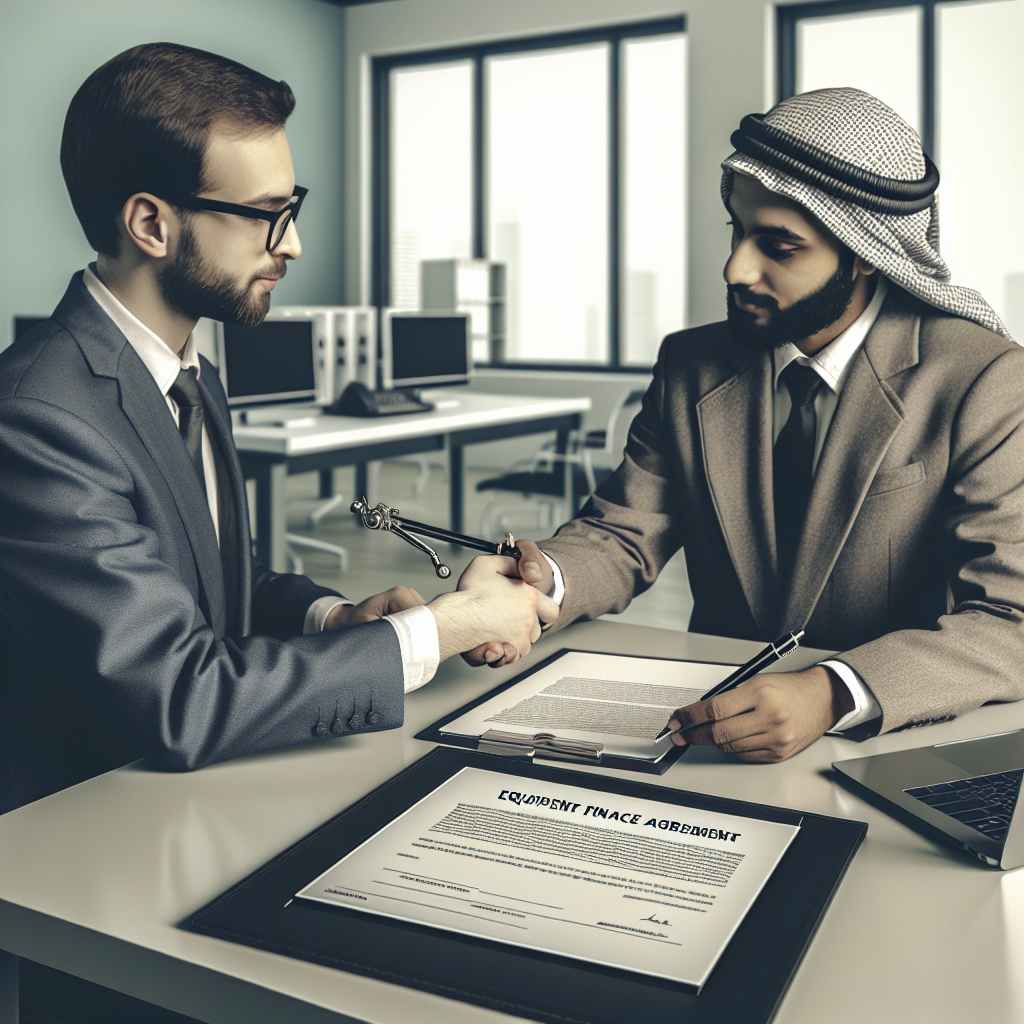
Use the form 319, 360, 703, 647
296, 767, 800, 990
440, 651, 739, 761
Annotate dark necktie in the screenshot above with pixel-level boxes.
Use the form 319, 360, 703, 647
773, 362, 824, 592
168, 367, 207, 498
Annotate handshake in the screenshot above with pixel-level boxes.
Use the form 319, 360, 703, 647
324, 540, 559, 667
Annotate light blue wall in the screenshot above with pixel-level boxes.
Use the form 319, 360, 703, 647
0, 0, 346, 350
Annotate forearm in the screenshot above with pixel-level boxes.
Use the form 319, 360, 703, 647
541, 488, 683, 630
430, 591, 496, 662
838, 614, 1024, 733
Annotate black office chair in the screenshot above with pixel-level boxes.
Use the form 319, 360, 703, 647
476, 388, 646, 538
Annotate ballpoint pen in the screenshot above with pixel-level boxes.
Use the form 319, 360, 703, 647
351, 497, 521, 578
655, 630, 806, 741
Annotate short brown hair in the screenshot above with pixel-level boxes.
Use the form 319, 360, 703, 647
61, 42, 295, 257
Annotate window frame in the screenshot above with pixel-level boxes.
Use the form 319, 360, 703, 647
371, 16, 687, 373
777, 0, 995, 154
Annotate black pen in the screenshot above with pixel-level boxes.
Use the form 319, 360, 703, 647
655, 630, 805, 741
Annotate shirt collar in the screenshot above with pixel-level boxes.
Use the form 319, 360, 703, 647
83, 264, 200, 397
773, 275, 888, 395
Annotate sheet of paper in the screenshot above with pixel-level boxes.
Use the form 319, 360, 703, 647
440, 651, 738, 759
296, 767, 800, 991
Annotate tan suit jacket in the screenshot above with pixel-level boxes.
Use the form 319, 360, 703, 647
542, 286, 1024, 736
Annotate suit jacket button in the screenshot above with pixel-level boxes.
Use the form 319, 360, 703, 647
331, 718, 345, 735
314, 722, 328, 737
349, 714, 364, 730
367, 711, 382, 726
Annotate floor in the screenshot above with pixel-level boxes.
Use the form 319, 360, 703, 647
282, 459, 694, 632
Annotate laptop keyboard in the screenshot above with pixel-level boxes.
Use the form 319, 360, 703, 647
905, 768, 1022, 843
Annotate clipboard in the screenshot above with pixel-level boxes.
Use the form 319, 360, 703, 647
415, 647, 736, 775
184, 748, 867, 1024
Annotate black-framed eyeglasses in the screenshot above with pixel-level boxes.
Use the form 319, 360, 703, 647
171, 185, 308, 251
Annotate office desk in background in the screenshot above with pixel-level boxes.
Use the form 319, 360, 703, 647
233, 390, 591, 572
1, 621, 1022, 1024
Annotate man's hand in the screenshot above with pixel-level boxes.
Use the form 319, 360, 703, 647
462, 540, 556, 667
512, 539, 554, 593
323, 586, 425, 629
665, 666, 854, 763
429, 555, 559, 664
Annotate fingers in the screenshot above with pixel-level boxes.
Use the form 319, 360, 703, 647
679, 716, 765, 751
534, 590, 560, 630
666, 672, 834, 763
667, 685, 757, 732
529, 616, 542, 645
515, 540, 554, 594
496, 642, 520, 666
383, 585, 424, 613
461, 642, 502, 667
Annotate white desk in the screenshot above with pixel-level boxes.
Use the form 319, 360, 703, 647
1, 621, 1022, 1024
232, 390, 591, 571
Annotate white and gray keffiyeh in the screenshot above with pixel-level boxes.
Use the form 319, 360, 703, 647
721, 87, 1011, 341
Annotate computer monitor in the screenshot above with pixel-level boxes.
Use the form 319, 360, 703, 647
382, 311, 472, 390
217, 317, 319, 408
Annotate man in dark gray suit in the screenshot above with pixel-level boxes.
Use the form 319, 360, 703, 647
0, 42, 554, 820
471, 89, 1024, 763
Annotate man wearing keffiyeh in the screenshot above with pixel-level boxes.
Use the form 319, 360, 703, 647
480, 87, 1024, 762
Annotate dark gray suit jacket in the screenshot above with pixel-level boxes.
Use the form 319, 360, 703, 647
0, 274, 404, 813
543, 286, 1024, 737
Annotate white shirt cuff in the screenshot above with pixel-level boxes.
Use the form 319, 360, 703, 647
540, 552, 565, 606
385, 604, 440, 693
824, 660, 882, 733
304, 597, 351, 635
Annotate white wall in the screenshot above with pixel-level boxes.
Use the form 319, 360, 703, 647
343, 0, 785, 331
0, 0, 346, 350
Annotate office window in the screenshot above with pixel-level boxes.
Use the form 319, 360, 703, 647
937, 0, 1024, 341
390, 61, 473, 311
373, 18, 688, 369
622, 33, 687, 367
796, 7, 921, 132
779, 1, 1024, 341
488, 45, 609, 363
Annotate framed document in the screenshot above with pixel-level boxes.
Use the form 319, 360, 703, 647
296, 766, 799, 992
185, 749, 867, 1024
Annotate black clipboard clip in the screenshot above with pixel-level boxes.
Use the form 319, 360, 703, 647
351, 496, 521, 579
477, 729, 603, 765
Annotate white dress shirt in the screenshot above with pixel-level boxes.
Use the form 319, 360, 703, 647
83, 266, 438, 693
542, 278, 890, 733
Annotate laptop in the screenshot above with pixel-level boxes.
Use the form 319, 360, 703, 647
832, 729, 1023, 870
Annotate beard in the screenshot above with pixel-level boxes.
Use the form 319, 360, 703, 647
159, 220, 285, 327
726, 250, 857, 352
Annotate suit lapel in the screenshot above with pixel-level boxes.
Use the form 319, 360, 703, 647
697, 349, 777, 634
117, 351, 227, 635
781, 291, 920, 631
57, 275, 228, 635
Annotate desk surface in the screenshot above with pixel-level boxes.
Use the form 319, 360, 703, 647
2, 621, 1022, 1024
232, 391, 591, 456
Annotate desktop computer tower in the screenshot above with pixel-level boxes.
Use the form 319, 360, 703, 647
331, 307, 377, 395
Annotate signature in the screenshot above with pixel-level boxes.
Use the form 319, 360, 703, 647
641, 913, 671, 926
